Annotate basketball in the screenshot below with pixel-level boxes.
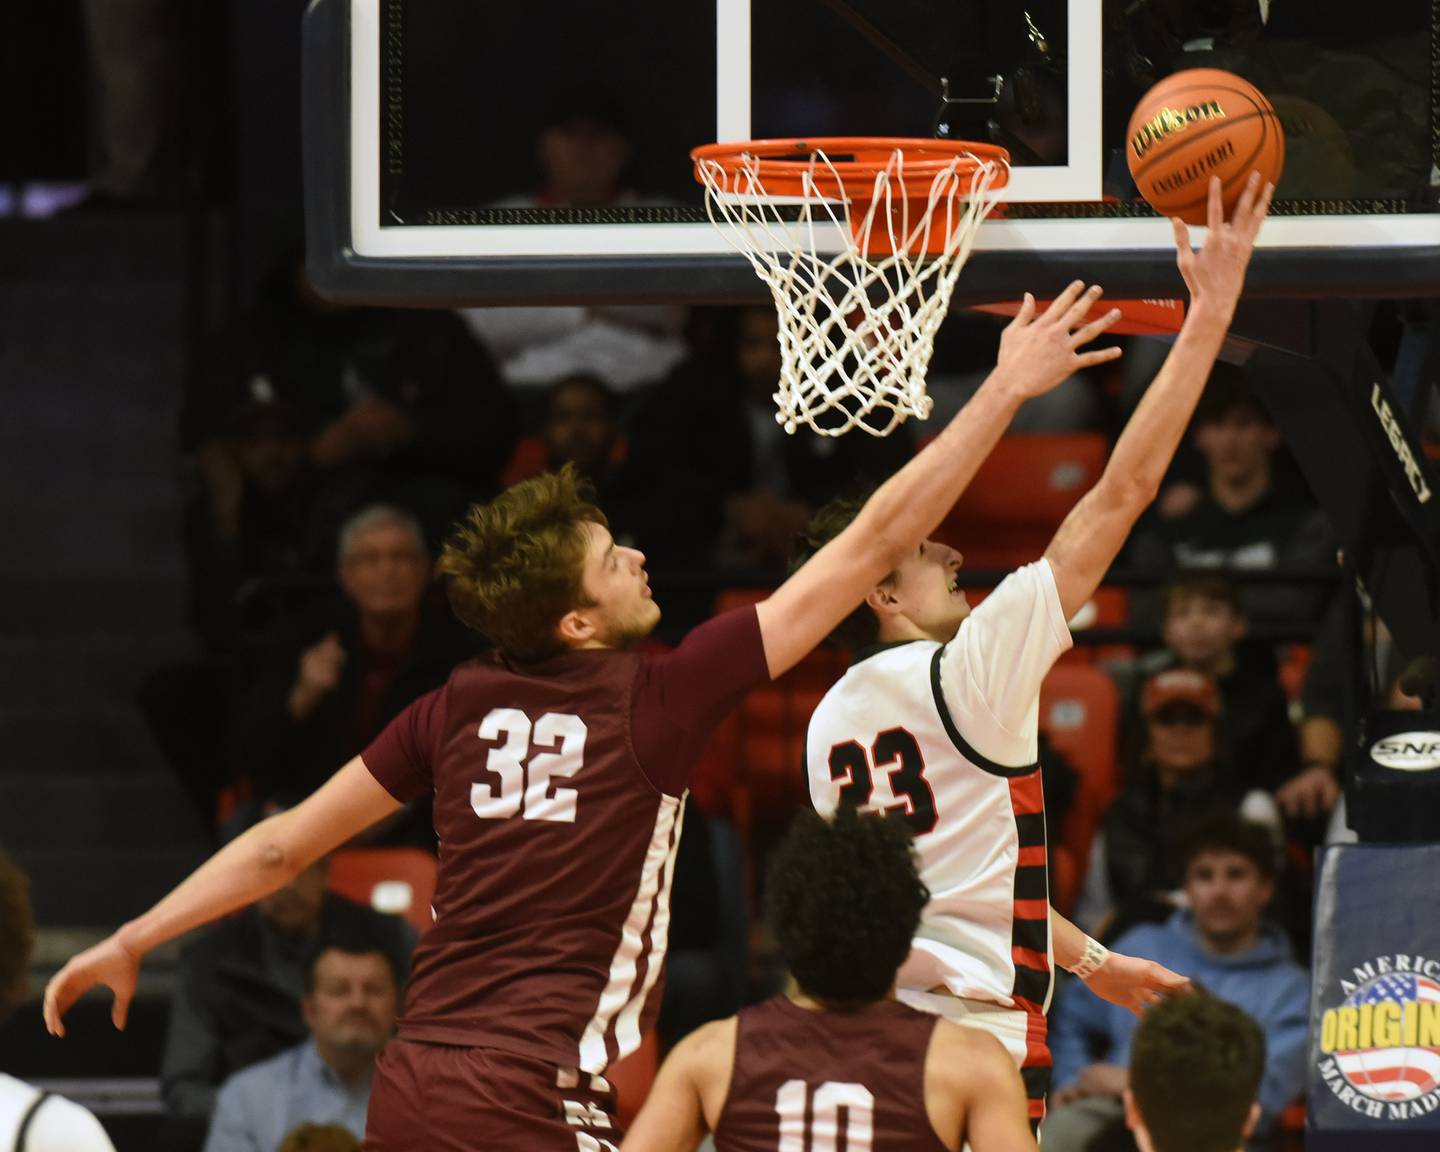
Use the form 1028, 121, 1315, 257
1126, 68, 1284, 225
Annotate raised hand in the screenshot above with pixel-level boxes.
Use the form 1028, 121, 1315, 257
1172, 171, 1273, 316
43, 932, 142, 1038
1085, 950, 1192, 1016
994, 280, 1125, 400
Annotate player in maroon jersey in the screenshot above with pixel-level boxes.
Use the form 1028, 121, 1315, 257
622, 805, 1039, 1152
43, 282, 1124, 1151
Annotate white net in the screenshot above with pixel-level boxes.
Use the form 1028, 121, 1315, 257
696, 146, 1006, 437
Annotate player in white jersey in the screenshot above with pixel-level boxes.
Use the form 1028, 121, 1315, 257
798, 175, 1273, 1129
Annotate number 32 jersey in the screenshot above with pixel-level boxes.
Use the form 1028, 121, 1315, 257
805, 561, 1072, 1014
361, 608, 769, 1075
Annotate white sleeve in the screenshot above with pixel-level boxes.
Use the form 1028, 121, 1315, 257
936, 559, 1073, 762
26, 1097, 117, 1152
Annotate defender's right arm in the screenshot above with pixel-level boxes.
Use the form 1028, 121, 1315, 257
757, 283, 1124, 678
44, 757, 402, 1037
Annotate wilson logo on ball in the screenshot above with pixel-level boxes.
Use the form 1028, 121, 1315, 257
1130, 100, 1228, 160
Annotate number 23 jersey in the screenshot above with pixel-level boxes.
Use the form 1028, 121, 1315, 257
805, 560, 1072, 1012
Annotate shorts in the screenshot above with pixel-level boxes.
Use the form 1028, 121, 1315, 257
898, 988, 1051, 1132
364, 1038, 621, 1151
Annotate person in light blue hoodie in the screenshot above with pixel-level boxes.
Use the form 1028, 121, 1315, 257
1043, 815, 1309, 1152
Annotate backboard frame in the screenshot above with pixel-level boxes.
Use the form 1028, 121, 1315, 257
304, 0, 1440, 305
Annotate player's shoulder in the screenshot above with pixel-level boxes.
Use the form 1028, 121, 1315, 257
926, 1018, 1015, 1088
19, 1089, 116, 1152
666, 1016, 738, 1077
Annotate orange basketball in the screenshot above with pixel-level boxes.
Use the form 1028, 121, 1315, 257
1126, 68, 1284, 225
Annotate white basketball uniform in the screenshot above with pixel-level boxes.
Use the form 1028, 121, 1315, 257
805, 560, 1071, 1101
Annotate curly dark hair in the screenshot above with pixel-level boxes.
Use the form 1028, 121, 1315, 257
1130, 992, 1265, 1152
789, 494, 888, 652
0, 849, 35, 1023
765, 806, 929, 1004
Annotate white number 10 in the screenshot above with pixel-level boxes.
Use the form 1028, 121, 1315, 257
776, 1080, 874, 1152
473, 708, 587, 823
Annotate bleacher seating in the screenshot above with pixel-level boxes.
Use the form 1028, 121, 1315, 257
1039, 663, 1120, 915
327, 847, 439, 934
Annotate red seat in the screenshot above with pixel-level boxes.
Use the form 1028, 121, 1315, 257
925, 434, 1109, 568
1279, 643, 1311, 704
327, 848, 438, 935
500, 435, 549, 487
609, 1029, 660, 1129
1039, 664, 1119, 915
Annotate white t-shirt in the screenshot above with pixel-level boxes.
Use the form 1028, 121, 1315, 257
0, 1076, 115, 1152
806, 560, 1072, 1011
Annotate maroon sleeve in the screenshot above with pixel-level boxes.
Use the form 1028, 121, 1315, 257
632, 605, 770, 795
361, 686, 447, 802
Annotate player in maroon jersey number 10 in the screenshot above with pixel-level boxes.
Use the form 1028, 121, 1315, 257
621, 806, 1039, 1152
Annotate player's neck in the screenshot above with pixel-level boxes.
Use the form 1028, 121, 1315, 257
877, 616, 943, 645
788, 983, 897, 1013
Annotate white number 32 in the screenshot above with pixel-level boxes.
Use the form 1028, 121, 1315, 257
473, 708, 588, 823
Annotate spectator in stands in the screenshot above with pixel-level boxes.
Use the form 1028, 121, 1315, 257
1046, 817, 1306, 1152
187, 256, 517, 545
625, 307, 914, 571
1126, 363, 1332, 628
187, 397, 329, 650
202, 933, 399, 1152
161, 853, 414, 1121
230, 505, 477, 841
540, 373, 623, 482
1076, 669, 1281, 938
0, 851, 117, 1150
1126, 571, 1299, 792
279, 1125, 360, 1152
462, 94, 688, 394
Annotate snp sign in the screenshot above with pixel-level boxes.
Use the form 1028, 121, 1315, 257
1370, 732, 1440, 773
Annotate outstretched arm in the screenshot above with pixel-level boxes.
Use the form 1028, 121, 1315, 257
1045, 174, 1273, 620
44, 757, 401, 1036
758, 283, 1124, 677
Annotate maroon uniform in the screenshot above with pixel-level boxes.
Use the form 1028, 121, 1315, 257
715, 997, 949, 1152
359, 607, 767, 1149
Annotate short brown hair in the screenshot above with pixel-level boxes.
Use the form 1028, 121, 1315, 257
1163, 570, 1242, 619
0, 849, 35, 1022
1178, 813, 1276, 881
1194, 362, 1269, 428
791, 495, 885, 652
437, 466, 606, 662
278, 1124, 361, 1152
1130, 993, 1264, 1152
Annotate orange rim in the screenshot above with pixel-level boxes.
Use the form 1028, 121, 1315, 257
691, 136, 1010, 200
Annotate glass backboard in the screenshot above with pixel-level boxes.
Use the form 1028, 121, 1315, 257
303, 0, 1440, 303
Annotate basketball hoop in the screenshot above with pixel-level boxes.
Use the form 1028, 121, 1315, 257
691, 137, 1009, 437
